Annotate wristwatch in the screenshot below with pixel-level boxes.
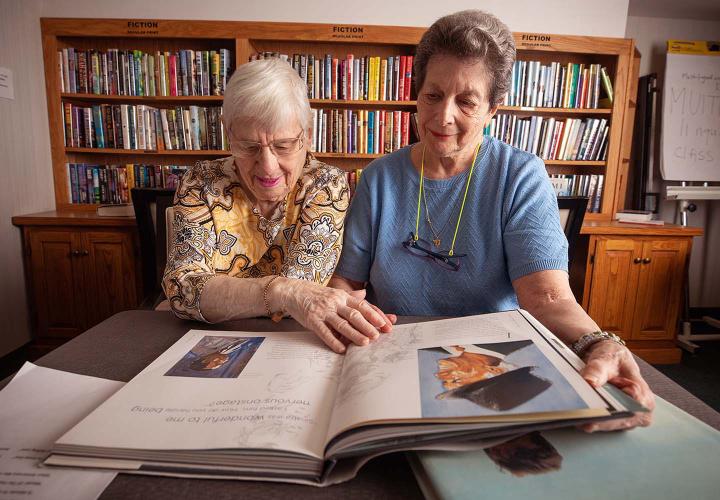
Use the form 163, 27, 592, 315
570, 331, 626, 358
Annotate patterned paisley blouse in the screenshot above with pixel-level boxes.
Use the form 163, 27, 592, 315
162, 154, 349, 321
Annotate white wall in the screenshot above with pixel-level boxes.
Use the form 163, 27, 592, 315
0, 0, 629, 357
0, 0, 55, 358
625, 15, 720, 307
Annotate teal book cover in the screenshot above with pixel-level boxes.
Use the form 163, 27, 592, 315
412, 397, 720, 500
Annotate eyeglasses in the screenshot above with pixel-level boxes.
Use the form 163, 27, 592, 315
402, 232, 466, 272
230, 131, 304, 158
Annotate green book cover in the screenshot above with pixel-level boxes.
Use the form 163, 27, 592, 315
600, 66, 614, 104
412, 397, 720, 500
568, 63, 579, 108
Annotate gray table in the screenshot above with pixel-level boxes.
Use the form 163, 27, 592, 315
12, 310, 720, 499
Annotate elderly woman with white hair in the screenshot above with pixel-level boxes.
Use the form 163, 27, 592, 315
163, 58, 392, 353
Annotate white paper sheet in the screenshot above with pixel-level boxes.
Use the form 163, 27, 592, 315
0, 363, 124, 500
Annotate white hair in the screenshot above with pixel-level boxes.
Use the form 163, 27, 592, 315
222, 58, 312, 137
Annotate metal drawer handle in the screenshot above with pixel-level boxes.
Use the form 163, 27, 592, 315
643, 258, 651, 264
633, 257, 642, 264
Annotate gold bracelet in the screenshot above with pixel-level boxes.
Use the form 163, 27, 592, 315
263, 275, 284, 323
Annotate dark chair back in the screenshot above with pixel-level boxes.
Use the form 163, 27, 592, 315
131, 188, 176, 308
557, 196, 589, 267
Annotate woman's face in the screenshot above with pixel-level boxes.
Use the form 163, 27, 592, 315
229, 120, 307, 206
416, 55, 497, 161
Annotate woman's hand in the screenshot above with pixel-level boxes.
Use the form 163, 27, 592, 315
274, 278, 394, 353
579, 340, 655, 432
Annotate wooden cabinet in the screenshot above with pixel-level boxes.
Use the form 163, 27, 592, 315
13, 212, 142, 347
581, 222, 703, 363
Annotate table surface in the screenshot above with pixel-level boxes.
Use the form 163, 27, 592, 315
12, 310, 720, 499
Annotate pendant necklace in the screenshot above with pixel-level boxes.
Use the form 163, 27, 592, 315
414, 141, 482, 256
422, 168, 470, 247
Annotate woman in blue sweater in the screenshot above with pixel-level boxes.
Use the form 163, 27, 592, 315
329, 9, 654, 432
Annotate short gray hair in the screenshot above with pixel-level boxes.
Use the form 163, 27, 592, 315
222, 58, 312, 137
414, 10, 516, 107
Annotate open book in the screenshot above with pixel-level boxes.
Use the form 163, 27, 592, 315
44, 310, 639, 486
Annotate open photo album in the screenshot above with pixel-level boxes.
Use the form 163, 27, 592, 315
44, 310, 641, 486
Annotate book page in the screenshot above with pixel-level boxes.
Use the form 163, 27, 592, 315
325, 311, 609, 445
56, 330, 343, 459
0, 363, 122, 500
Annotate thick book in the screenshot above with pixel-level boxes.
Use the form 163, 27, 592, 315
410, 397, 720, 500
45, 310, 638, 486
614, 209, 653, 222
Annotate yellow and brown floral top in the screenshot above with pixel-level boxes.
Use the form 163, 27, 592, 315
162, 154, 349, 321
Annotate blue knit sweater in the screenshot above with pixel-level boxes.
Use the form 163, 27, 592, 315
335, 136, 568, 316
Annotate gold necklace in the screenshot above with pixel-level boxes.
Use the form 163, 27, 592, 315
414, 141, 482, 256
421, 169, 470, 247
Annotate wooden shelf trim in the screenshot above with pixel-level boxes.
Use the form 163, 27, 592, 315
12, 211, 138, 227
314, 152, 383, 159
61, 93, 224, 103
309, 99, 415, 107
581, 220, 704, 236
313, 154, 607, 165
497, 105, 612, 115
66, 147, 229, 156
544, 160, 605, 166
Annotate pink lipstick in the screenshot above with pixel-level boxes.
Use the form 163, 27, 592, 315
256, 176, 281, 188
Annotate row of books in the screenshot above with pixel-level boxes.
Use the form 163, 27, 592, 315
549, 174, 604, 212
251, 52, 413, 102
58, 48, 232, 97
67, 163, 189, 205
62, 103, 228, 151
310, 109, 412, 155
504, 61, 613, 109
485, 115, 609, 162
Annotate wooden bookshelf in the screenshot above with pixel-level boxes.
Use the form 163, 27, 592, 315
40, 18, 638, 221
29, 18, 703, 365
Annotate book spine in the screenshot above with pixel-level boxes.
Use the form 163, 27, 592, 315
401, 111, 409, 147
404, 55, 413, 101
600, 67, 613, 103
76, 165, 86, 203
398, 56, 408, 101
103, 104, 115, 149
91, 167, 100, 203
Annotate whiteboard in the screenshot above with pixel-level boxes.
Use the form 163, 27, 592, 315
661, 52, 720, 181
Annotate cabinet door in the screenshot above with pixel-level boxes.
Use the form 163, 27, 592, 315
631, 239, 688, 340
27, 229, 86, 338
81, 230, 139, 328
587, 237, 643, 340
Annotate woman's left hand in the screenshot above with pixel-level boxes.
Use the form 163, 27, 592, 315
579, 340, 655, 432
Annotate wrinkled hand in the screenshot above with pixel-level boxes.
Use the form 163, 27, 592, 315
580, 340, 655, 432
280, 280, 395, 353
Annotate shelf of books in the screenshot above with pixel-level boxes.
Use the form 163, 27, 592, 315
42, 20, 635, 221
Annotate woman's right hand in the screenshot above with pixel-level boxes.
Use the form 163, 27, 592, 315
271, 277, 394, 353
